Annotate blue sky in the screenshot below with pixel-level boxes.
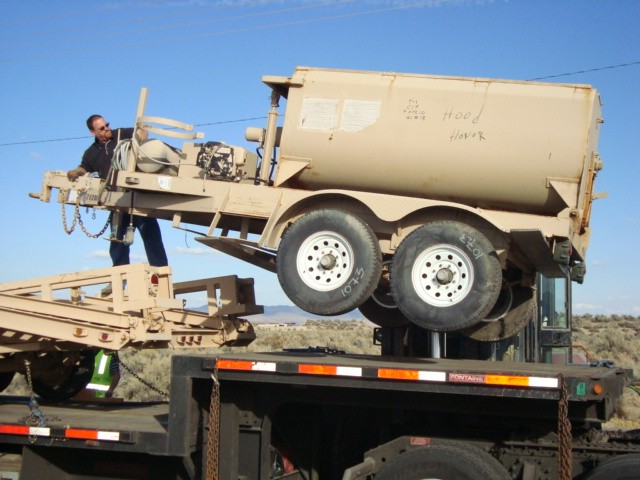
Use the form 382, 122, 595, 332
1, 0, 639, 314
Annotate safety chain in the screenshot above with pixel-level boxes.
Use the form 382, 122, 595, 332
60, 191, 78, 234
205, 363, 221, 480
60, 190, 110, 238
19, 360, 53, 431
557, 374, 573, 480
119, 359, 169, 399
77, 205, 110, 238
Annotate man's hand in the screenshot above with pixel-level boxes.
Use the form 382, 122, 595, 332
135, 128, 148, 143
67, 167, 87, 181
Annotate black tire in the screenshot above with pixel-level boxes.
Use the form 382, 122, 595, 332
277, 210, 382, 316
390, 221, 502, 332
375, 441, 510, 480
463, 286, 536, 341
582, 454, 640, 480
358, 261, 409, 328
31, 350, 96, 401
0, 371, 15, 393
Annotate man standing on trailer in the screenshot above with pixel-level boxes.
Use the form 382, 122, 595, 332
67, 115, 168, 292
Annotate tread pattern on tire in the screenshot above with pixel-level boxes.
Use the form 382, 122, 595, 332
391, 220, 502, 332
581, 454, 640, 480
375, 440, 510, 480
31, 350, 96, 401
463, 286, 536, 341
277, 209, 382, 316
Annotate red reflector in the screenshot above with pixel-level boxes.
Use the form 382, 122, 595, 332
150, 274, 159, 285
0, 425, 30, 435
100, 333, 112, 342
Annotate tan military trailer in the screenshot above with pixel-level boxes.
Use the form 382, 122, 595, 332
0, 263, 260, 399
34, 67, 604, 337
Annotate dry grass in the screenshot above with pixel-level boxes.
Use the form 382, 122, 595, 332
572, 314, 640, 428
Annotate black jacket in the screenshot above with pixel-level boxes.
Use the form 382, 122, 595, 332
80, 127, 133, 180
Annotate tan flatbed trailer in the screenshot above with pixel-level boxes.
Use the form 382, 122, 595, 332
0, 263, 260, 400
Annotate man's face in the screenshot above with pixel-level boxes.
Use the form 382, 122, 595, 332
90, 117, 113, 143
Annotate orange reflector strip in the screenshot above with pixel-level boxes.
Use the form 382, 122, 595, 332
214, 358, 557, 389
66, 428, 98, 440
66, 428, 119, 441
0, 425, 31, 435
0, 424, 120, 442
218, 359, 255, 371
299, 364, 337, 375
378, 369, 419, 380
485, 375, 530, 387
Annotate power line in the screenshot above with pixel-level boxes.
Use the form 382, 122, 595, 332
529, 61, 640, 80
0, 117, 267, 147
0, 0, 447, 62
2, 60, 638, 148
0, 0, 355, 53
0, 136, 90, 147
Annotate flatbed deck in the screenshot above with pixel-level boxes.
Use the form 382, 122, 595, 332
0, 352, 633, 480
0, 397, 170, 454
200, 351, 626, 422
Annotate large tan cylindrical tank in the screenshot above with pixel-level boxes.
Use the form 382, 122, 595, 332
271, 67, 602, 216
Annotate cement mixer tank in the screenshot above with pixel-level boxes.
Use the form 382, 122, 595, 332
264, 68, 602, 217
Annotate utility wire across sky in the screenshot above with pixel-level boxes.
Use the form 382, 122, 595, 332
1, 60, 638, 149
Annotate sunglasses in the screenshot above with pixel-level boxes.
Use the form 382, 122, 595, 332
95, 123, 110, 132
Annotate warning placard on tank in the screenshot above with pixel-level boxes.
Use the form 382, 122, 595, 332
299, 98, 339, 131
340, 100, 381, 132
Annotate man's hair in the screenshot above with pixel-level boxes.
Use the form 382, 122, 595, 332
86, 114, 103, 131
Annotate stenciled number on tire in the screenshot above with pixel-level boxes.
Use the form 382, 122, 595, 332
459, 232, 485, 259
341, 267, 365, 297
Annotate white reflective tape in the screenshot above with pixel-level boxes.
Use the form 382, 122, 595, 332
86, 383, 110, 391
30, 427, 50, 436
418, 371, 447, 382
97, 431, 120, 441
528, 377, 559, 388
97, 354, 109, 375
336, 366, 363, 377
252, 362, 277, 372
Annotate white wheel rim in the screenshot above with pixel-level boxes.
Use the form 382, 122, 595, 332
297, 231, 354, 292
411, 244, 474, 307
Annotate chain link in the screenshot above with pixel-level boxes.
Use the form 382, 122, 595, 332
78, 204, 110, 238
558, 374, 573, 480
119, 358, 169, 399
20, 359, 52, 430
205, 363, 220, 480
60, 190, 110, 238
60, 191, 78, 234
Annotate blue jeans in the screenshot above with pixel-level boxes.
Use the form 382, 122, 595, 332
110, 214, 168, 267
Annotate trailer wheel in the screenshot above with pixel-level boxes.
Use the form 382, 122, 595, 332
582, 454, 640, 480
390, 221, 502, 332
31, 350, 96, 401
277, 210, 382, 315
463, 286, 536, 341
358, 261, 409, 328
375, 441, 510, 480
0, 372, 15, 393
